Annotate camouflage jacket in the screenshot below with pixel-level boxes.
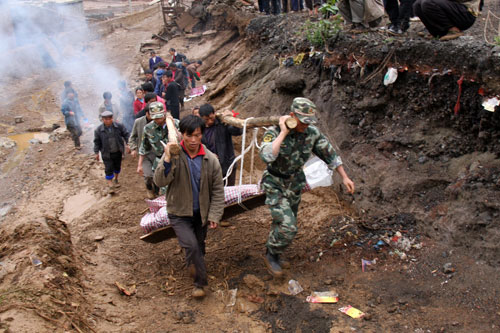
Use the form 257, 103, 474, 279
139, 119, 180, 167
259, 125, 342, 179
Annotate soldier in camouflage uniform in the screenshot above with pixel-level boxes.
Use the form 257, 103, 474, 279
259, 97, 355, 277
138, 102, 180, 175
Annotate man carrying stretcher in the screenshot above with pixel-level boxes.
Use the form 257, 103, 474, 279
154, 115, 224, 299
259, 97, 355, 278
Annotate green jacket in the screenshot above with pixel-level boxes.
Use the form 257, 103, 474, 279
153, 144, 225, 225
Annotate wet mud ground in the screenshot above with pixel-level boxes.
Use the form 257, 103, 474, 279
1, 1, 500, 332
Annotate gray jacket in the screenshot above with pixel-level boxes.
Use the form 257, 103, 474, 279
128, 115, 149, 151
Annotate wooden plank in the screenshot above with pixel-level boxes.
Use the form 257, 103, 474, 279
140, 226, 176, 244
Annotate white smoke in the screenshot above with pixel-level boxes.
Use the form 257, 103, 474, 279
0, 0, 126, 125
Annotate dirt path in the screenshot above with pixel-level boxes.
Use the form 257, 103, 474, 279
2, 2, 500, 333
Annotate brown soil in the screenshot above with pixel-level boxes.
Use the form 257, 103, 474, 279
1, 1, 500, 332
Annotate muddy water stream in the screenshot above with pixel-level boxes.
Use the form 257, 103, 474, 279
1, 132, 50, 174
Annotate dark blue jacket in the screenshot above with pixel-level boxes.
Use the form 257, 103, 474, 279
202, 119, 242, 176
149, 56, 163, 71
61, 98, 84, 127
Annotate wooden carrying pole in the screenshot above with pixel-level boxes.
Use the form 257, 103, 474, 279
165, 116, 180, 155
216, 113, 297, 129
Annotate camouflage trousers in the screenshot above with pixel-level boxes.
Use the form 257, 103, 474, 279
261, 171, 306, 256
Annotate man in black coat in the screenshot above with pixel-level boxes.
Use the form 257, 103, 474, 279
94, 111, 130, 193
199, 104, 243, 186
164, 71, 181, 120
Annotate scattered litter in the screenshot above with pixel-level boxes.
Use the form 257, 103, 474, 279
443, 263, 455, 274
373, 240, 385, 251
454, 75, 464, 115
306, 291, 339, 303
293, 53, 306, 65
391, 249, 407, 260
227, 288, 237, 307
189, 85, 206, 98
115, 281, 136, 296
183, 97, 193, 102
94, 235, 104, 241
30, 255, 42, 267
482, 97, 499, 112
361, 258, 377, 272
15, 116, 23, 124
339, 305, 365, 318
383, 67, 398, 86
288, 279, 303, 295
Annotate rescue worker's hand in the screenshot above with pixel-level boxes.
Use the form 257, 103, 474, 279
343, 176, 355, 194
163, 142, 177, 161
95, 154, 99, 161
125, 145, 131, 154
69, 111, 75, 116
131, 150, 137, 158
137, 164, 143, 175
279, 115, 291, 135
209, 221, 218, 229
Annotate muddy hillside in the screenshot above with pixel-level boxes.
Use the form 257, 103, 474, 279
1, 0, 500, 332
201, 5, 500, 265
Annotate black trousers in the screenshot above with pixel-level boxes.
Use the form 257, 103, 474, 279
262, 0, 281, 14
67, 125, 82, 147
413, 0, 475, 37
224, 167, 237, 187
102, 151, 122, 179
168, 212, 208, 287
168, 105, 180, 120
384, 0, 415, 31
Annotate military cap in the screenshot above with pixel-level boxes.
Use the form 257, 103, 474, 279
149, 101, 165, 119
291, 97, 317, 125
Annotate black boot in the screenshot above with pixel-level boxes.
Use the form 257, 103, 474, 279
264, 250, 283, 278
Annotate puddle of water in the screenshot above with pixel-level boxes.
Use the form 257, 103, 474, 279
60, 190, 101, 223
1, 132, 51, 174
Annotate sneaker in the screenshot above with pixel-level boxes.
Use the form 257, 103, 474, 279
387, 24, 402, 35
264, 251, 283, 278
192, 287, 206, 298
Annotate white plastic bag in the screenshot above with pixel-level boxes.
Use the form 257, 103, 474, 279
383, 67, 398, 86
304, 157, 333, 189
